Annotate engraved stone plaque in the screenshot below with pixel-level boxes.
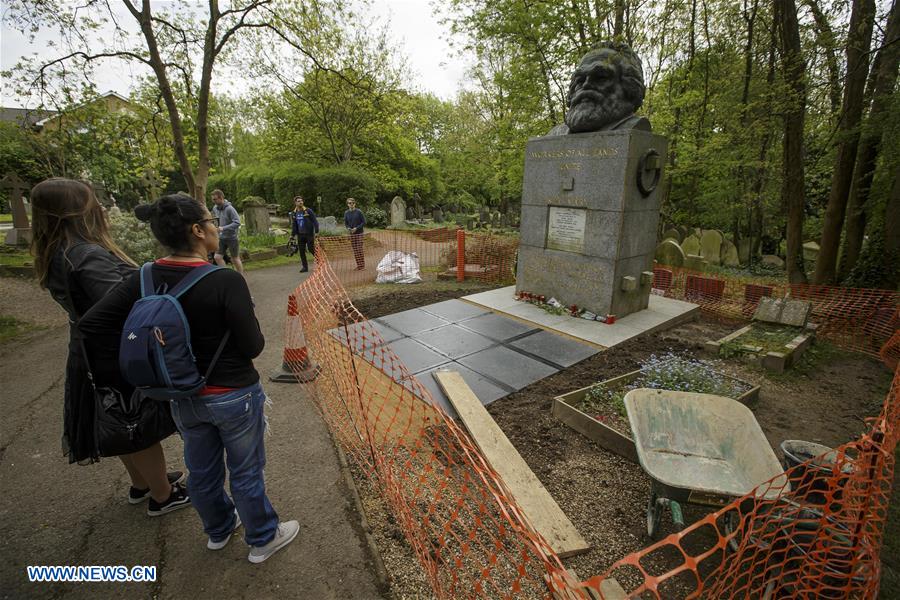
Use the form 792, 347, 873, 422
546, 206, 586, 254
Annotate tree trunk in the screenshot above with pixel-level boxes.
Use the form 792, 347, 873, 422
838, 0, 900, 279
776, 0, 808, 283
613, 0, 626, 39
803, 0, 842, 113
813, 0, 876, 284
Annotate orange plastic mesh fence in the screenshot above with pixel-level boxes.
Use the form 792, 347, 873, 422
652, 266, 899, 359
285, 241, 898, 599
585, 366, 899, 599
318, 229, 518, 288
289, 243, 575, 598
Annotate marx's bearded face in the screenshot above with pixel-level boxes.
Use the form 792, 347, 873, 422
565, 49, 638, 133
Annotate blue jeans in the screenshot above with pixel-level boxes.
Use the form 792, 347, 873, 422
171, 382, 279, 546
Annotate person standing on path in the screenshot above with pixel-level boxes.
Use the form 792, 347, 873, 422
343, 197, 366, 270
290, 196, 318, 273
30, 177, 188, 516
211, 189, 244, 274
79, 194, 299, 563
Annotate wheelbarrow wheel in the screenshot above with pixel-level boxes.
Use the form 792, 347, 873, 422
646, 491, 662, 539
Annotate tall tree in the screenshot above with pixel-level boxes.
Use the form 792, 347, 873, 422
775, 0, 808, 283
5, 0, 340, 201
813, 0, 877, 284
838, 0, 900, 279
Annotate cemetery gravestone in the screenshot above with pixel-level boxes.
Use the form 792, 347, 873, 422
738, 238, 752, 264
663, 228, 681, 243
681, 234, 701, 256
1, 172, 31, 246
684, 254, 706, 271
655, 239, 685, 267
721, 239, 740, 267
243, 199, 271, 235
803, 241, 820, 264
322, 215, 341, 234
699, 230, 724, 265
516, 129, 667, 318
433, 206, 444, 223
390, 196, 406, 226
761, 255, 785, 268
780, 300, 811, 327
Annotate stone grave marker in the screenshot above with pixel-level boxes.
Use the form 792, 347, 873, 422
663, 227, 681, 243
432, 205, 444, 223
322, 215, 341, 234
753, 297, 784, 323
243, 199, 271, 234
779, 300, 811, 327
700, 229, 724, 265
466, 217, 475, 230
684, 254, 706, 271
738, 238, 752, 264
655, 239, 685, 267
390, 196, 406, 226
681, 234, 701, 256
516, 126, 667, 319
803, 241, 820, 264
1, 172, 31, 246
761, 254, 784, 268
721, 239, 740, 267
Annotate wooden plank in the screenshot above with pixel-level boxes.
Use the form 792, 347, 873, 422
433, 370, 590, 558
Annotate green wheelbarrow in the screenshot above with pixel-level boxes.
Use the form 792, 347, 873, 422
624, 388, 788, 540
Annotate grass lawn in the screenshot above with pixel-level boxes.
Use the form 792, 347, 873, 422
243, 254, 295, 271
0, 246, 32, 267
0, 213, 12, 223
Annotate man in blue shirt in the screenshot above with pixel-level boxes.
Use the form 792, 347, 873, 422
290, 196, 319, 273
343, 197, 366, 270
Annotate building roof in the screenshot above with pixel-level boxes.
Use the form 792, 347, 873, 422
0, 106, 57, 128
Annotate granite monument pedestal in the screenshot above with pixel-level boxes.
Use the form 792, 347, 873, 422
516, 129, 667, 318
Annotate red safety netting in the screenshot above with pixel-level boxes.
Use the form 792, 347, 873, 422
281, 241, 898, 599
652, 266, 899, 359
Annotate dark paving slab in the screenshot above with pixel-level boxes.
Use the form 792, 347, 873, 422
509, 329, 600, 368
384, 337, 449, 376
417, 324, 497, 359
419, 299, 490, 323
327, 319, 404, 355
457, 345, 559, 390
457, 312, 539, 342
375, 308, 449, 336
411, 363, 511, 418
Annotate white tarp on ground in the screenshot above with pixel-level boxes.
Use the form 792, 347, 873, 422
376, 251, 422, 284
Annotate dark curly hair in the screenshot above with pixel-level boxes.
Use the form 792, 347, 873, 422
567, 41, 646, 111
134, 194, 207, 252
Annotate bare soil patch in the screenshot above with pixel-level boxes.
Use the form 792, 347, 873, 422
344, 284, 897, 597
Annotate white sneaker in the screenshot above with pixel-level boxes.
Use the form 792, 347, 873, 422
247, 520, 299, 564
207, 511, 242, 550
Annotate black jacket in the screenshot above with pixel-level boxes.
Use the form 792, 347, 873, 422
291, 208, 319, 237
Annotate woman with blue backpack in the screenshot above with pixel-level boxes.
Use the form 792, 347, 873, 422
30, 177, 188, 516
78, 193, 298, 563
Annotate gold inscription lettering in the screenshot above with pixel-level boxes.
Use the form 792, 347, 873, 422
543, 196, 587, 207
528, 147, 619, 159
558, 162, 581, 172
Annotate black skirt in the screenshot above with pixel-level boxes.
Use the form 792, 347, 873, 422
63, 330, 100, 464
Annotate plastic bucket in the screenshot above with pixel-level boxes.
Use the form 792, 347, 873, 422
780, 440, 851, 507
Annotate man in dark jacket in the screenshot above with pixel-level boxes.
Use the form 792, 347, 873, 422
343, 197, 366, 270
290, 196, 319, 272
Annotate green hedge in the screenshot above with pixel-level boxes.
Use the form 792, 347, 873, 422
208, 163, 380, 218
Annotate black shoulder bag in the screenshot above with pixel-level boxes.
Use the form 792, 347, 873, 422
64, 266, 177, 457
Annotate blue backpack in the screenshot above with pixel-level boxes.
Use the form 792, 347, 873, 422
119, 263, 229, 400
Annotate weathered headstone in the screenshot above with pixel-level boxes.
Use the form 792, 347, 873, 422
803, 241, 820, 264
780, 299, 812, 327
681, 234, 701, 256
243, 199, 271, 234
516, 130, 667, 318
479, 205, 490, 224
753, 297, 784, 323
491, 212, 501, 228
466, 217, 475, 230
721, 239, 740, 267
432, 206, 444, 223
700, 229, 724, 265
500, 213, 509, 228
322, 215, 341, 234
684, 254, 706, 271
655, 239, 685, 267
390, 196, 406, 227
761, 254, 785, 268
662, 228, 681, 243
1, 172, 31, 246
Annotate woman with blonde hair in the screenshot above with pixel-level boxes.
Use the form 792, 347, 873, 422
30, 177, 189, 516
